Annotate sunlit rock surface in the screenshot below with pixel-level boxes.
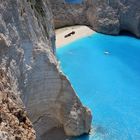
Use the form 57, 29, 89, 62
50, 0, 140, 37
0, 69, 36, 140
0, 0, 92, 139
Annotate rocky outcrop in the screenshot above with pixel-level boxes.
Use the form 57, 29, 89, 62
0, 69, 36, 140
50, 0, 140, 37
0, 0, 92, 139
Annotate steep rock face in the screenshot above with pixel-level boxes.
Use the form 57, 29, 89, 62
0, 0, 92, 139
86, 0, 120, 35
50, 0, 89, 28
50, 0, 140, 37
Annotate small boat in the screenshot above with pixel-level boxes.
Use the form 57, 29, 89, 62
104, 51, 110, 55
64, 31, 75, 38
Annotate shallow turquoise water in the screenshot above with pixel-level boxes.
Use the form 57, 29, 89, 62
56, 33, 140, 140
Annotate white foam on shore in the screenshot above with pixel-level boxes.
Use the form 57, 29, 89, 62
55, 25, 95, 48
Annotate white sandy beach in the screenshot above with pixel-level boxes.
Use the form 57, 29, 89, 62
55, 25, 95, 47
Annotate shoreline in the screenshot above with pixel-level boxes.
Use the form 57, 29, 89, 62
55, 25, 95, 48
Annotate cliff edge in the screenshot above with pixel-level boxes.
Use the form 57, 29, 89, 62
0, 0, 92, 139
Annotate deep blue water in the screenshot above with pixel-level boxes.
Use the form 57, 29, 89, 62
56, 33, 140, 140
65, 0, 83, 4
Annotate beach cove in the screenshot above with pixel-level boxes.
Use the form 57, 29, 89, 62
56, 26, 140, 140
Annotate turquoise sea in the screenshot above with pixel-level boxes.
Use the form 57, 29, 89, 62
65, 0, 83, 4
56, 33, 140, 140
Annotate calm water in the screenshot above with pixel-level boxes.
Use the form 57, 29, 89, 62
56, 33, 140, 140
65, 0, 83, 4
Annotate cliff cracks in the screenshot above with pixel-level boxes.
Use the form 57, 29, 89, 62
0, 0, 92, 139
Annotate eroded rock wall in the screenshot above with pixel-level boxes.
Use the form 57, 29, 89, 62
50, 0, 140, 37
50, 0, 89, 28
0, 69, 36, 140
0, 0, 92, 139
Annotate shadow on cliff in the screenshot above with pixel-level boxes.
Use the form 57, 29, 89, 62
119, 30, 139, 39
41, 127, 91, 140
41, 127, 69, 140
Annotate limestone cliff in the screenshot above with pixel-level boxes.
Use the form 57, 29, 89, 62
50, 0, 140, 37
0, 0, 92, 139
